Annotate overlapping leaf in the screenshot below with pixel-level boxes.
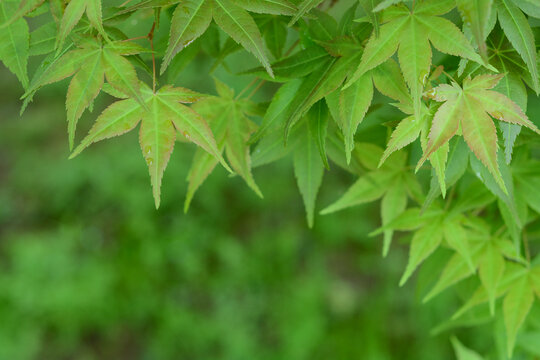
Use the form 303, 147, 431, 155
185, 78, 262, 211
55, 0, 107, 54
0, 1, 30, 88
321, 145, 420, 256
161, 0, 295, 75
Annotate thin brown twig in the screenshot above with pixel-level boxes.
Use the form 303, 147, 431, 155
523, 230, 531, 264
119, 0, 135, 7
148, 22, 157, 93
442, 70, 458, 84
120, 36, 147, 42
236, 77, 259, 100
494, 225, 506, 237
284, 39, 300, 57
444, 186, 456, 211
246, 80, 265, 101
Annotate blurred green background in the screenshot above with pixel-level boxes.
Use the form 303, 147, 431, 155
1, 9, 534, 357
0, 71, 477, 360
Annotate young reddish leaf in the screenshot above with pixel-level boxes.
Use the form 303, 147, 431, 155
419, 74, 539, 193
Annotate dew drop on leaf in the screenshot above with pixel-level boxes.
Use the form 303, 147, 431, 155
492, 111, 503, 120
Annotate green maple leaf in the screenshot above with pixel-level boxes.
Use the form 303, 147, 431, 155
115, 0, 183, 15
513, 154, 540, 215
419, 74, 540, 193
451, 261, 526, 318
29, 22, 57, 56
448, 261, 539, 358
161, 0, 288, 76
346, 0, 491, 119
293, 101, 327, 227
377, 77, 451, 197
510, 0, 540, 17
329, 56, 410, 164
248, 98, 329, 227
70, 83, 228, 209
23, 38, 146, 149
321, 145, 419, 256
373, 0, 404, 12
255, 14, 288, 60
451, 337, 485, 360
0, 0, 45, 30
248, 43, 360, 144
0, 0, 30, 89
495, 0, 539, 93
456, 0, 493, 62
288, 0, 324, 26
55, 0, 107, 54
503, 270, 537, 357
478, 242, 506, 314
391, 209, 472, 287
184, 78, 262, 211
236, 0, 297, 16
372, 181, 510, 288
